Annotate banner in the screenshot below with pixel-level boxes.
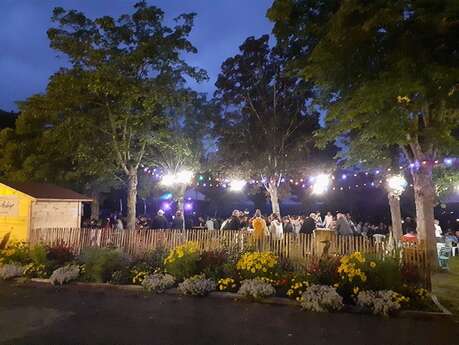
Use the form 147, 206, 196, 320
0, 196, 19, 216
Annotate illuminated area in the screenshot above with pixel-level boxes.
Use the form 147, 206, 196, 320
230, 179, 246, 192
161, 170, 194, 186
311, 174, 331, 195
386, 175, 407, 196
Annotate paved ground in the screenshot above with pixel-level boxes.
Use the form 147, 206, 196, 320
1, 281, 458, 345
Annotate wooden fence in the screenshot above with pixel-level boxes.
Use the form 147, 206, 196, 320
29, 227, 426, 269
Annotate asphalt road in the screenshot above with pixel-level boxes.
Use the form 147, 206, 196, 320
1, 281, 458, 345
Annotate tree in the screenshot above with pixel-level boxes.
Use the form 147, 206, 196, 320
269, 0, 459, 268
150, 137, 201, 229
214, 35, 326, 216
27, 2, 207, 229
0, 97, 120, 220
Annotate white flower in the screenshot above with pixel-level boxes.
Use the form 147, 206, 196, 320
237, 278, 275, 300
356, 290, 402, 316
178, 274, 216, 296
0, 263, 24, 280
142, 273, 175, 293
300, 285, 343, 312
49, 265, 80, 285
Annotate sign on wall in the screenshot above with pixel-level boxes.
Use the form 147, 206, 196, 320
0, 196, 19, 216
0, 195, 19, 217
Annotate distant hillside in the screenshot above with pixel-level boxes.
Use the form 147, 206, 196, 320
0, 109, 18, 129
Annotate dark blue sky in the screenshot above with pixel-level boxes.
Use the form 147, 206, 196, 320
1, 0, 273, 111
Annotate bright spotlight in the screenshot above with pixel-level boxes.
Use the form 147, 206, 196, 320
160, 173, 175, 186
311, 174, 331, 195
176, 170, 194, 184
386, 175, 407, 196
230, 179, 246, 192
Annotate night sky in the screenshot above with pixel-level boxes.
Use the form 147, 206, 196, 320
1, 0, 273, 111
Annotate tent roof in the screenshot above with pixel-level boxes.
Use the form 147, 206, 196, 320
1, 182, 92, 201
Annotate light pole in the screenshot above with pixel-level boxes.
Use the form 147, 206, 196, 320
386, 174, 407, 246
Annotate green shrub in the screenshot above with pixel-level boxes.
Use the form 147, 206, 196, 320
0, 242, 30, 265
29, 245, 49, 266
365, 255, 403, 292
198, 250, 228, 280
79, 247, 127, 283
141, 247, 168, 271
164, 242, 200, 281
46, 243, 75, 268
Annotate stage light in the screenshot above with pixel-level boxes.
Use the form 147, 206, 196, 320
311, 174, 331, 195
160, 173, 175, 186
230, 179, 246, 192
386, 175, 407, 196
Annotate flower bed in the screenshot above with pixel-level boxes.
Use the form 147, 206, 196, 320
0, 240, 448, 318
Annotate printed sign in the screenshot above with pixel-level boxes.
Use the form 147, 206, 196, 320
0, 196, 19, 216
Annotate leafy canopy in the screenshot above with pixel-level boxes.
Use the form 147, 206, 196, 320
269, 0, 459, 165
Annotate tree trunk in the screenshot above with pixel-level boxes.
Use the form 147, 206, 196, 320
126, 168, 138, 230
387, 192, 402, 247
411, 165, 438, 273
267, 181, 280, 216
176, 185, 186, 230
90, 191, 100, 221
142, 199, 147, 215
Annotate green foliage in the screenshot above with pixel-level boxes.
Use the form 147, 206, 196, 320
79, 248, 127, 283
213, 34, 335, 212
29, 245, 49, 267
163, 242, 200, 281
433, 167, 459, 201
197, 250, 229, 280
46, 244, 75, 268
141, 247, 168, 271
307, 256, 340, 286
0, 242, 30, 265
269, 0, 459, 165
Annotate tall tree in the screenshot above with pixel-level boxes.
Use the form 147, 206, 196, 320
269, 0, 459, 266
24, 2, 206, 229
214, 35, 326, 215
0, 96, 120, 220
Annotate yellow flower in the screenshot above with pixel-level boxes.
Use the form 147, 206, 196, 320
353, 287, 359, 294
370, 261, 376, 268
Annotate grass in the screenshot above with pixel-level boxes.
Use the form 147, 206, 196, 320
432, 256, 459, 319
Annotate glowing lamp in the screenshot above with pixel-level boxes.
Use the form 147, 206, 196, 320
176, 170, 194, 184
230, 179, 246, 192
160, 173, 175, 186
311, 174, 331, 195
184, 203, 193, 211
386, 175, 407, 196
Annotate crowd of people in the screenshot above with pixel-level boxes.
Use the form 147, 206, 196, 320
82, 209, 459, 247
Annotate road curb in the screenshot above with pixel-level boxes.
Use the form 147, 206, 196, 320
26, 279, 452, 319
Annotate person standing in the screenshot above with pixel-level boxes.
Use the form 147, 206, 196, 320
223, 210, 242, 230
283, 216, 294, 234
151, 210, 169, 229
434, 219, 443, 241
291, 216, 302, 234
269, 213, 284, 240
336, 213, 353, 235
402, 217, 416, 234
171, 211, 184, 230
324, 211, 333, 229
205, 217, 215, 231
115, 218, 124, 230
252, 209, 269, 239
300, 213, 316, 234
